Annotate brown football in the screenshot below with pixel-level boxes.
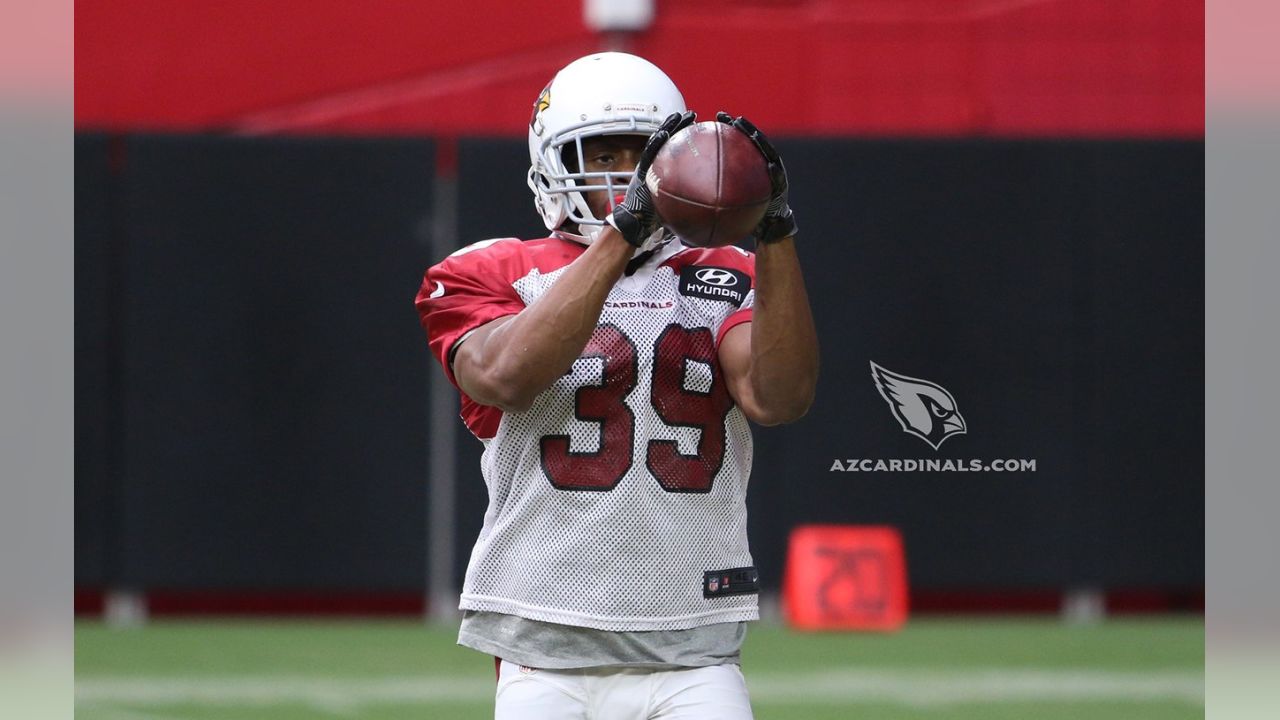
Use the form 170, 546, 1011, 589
647, 121, 771, 247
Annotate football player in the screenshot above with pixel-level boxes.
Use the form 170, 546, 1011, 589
416, 51, 818, 719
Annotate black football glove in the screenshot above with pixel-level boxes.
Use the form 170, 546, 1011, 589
608, 110, 696, 249
716, 112, 797, 244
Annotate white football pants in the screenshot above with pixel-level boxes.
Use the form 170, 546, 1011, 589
494, 659, 754, 720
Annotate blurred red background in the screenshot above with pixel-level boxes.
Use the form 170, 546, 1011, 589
75, 0, 1202, 137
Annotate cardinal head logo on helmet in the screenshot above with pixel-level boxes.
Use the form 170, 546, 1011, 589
530, 84, 551, 135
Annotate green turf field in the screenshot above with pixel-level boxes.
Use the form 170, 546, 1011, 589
76, 617, 1203, 719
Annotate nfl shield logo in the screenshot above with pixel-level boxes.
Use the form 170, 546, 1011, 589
708, 577, 720, 593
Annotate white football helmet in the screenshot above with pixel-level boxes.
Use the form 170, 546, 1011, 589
527, 52, 686, 244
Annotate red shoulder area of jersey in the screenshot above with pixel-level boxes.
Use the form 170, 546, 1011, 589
660, 244, 757, 347
426, 236, 584, 281
660, 244, 756, 283
415, 236, 584, 440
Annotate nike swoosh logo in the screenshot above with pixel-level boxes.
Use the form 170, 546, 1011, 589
429, 282, 445, 299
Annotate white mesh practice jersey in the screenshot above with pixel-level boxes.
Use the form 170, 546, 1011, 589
416, 237, 759, 632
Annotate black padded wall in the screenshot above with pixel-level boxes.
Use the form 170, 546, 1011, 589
75, 133, 115, 587
77, 134, 1202, 594
78, 134, 437, 590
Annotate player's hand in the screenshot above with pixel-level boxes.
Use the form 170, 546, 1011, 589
716, 112, 798, 244
608, 111, 696, 249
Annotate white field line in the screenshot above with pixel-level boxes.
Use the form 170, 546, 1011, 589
76, 668, 1204, 709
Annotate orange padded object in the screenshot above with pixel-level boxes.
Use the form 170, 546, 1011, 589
782, 525, 908, 631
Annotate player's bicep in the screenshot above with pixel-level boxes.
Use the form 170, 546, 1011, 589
452, 315, 517, 406
719, 321, 767, 424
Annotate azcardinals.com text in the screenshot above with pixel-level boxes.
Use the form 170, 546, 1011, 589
830, 458, 1037, 473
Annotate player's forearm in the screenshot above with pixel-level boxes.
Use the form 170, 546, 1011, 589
747, 238, 819, 424
469, 230, 633, 410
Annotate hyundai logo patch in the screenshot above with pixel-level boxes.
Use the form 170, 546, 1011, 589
680, 266, 750, 305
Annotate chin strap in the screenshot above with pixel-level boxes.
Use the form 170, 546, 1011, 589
552, 227, 598, 246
